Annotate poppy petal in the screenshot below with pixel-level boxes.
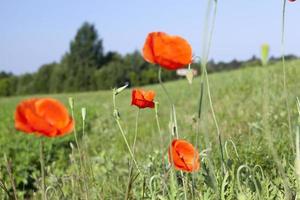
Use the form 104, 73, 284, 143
14, 99, 38, 133
24, 107, 58, 137
35, 98, 70, 129
143, 32, 192, 70
168, 139, 200, 172
142, 32, 157, 64
57, 118, 74, 136
144, 90, 155, 101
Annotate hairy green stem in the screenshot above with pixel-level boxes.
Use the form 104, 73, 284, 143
69, 100, 89, 199
113, 90, 141, 175
157, 68, 188, 199
201, 0, 226, 173
4, 155, 18, 200
154, 102, 167, 195
40, 139, 46, 200
0, 176, 12, 199
158, 68, 178, 138
281, 0, 294, 154
132, 109, 140, 155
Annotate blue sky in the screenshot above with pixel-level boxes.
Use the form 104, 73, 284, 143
0, 0, 299, 74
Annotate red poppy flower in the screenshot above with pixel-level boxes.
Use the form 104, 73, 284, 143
143, 32, 192, 70
168, 139, 200, 172
15, 98, 74, 137
131, 89, 155, 109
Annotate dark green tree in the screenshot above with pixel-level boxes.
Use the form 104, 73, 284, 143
32, 63, 56, 93
64, 22, 104, 91
16, 73, 35, 95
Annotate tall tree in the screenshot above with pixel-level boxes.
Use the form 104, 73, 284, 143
32, 63, 56, 93
65, 22, 104, 91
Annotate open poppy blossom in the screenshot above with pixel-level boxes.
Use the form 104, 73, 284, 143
168, 139, 200, 172
15, 98, 74, 137
143, 32, 192, 70
131, 89, 155, 109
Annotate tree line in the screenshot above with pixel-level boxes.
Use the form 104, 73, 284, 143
0, 22, 298, 97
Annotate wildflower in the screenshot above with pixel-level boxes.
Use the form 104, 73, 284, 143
15, 98, 74, 137
143, 32, 192, 70
168, 139, 200, 172
288, 0, 296, 2
131, 89, 155, 109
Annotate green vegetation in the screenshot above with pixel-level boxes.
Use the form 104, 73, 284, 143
0, 22, 179, 96
0, 59, 300, 199
1, 22, 297, 97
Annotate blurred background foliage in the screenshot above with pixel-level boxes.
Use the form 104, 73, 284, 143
0, 21, 298, 97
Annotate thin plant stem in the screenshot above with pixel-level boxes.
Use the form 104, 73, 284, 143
200, 0, 226, 173
154, 102, 167, 195
124, 109, 140, 199
158, 68, 178, 139
262, 69, 291, 200
70, 103, 84, 169
154, 102, 163, 156
40, 139, 46, 200
157, 69, 188, 199
132, 109, 140, 154
69, 99, 89, 199
113, 90, 141, 175
191, 77, 204, 199
196, 74, 219, 193
4, 155, 18, 200
125, 162, 134, 200
203, 65, 226, 173
281, 0, 294, 153
0, 178, 11, 199
115, 118, 141, 175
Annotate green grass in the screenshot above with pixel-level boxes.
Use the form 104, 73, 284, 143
1, 60, 300, 199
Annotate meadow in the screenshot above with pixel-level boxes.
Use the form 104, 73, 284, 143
1, 59, 300, 199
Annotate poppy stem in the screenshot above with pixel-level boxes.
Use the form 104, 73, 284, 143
115, 118, 142, 175
281, 0, 294, 154
132, 109, 140, 155
261, 55, 292, 200
39, 139, 46, 200
112, 90, 142, 175
69, 98, 89, 199
154, 102, 168, 195
4, 154, 18, 200
200, 0, 226, 174
158, 68, 179, 139
0, 178, 12, 199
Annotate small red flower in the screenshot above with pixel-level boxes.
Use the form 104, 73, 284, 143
143, 32, 192, 70
15, 98, 74, 137
168, 139, 200, 172
131, 89, 155, 109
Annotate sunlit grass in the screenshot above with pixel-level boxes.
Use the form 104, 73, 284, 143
0, 59, 300, 199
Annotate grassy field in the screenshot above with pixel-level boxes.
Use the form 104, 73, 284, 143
1, 60, 300, 199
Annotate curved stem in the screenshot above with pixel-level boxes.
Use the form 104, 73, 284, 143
0, 178, 12, 199
69, 99, 89, 199
281, 0, 294, 154
4, 155, 18, 200
132, 109, 140, 155
40, 139, 46, 200
113, 90, 141, 175
154, 102, 167, 196
115, 118, 141, 175
158, 68, 179, 139
201, 0, 226, 173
